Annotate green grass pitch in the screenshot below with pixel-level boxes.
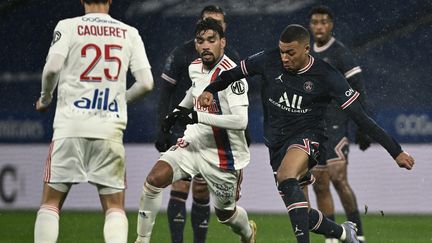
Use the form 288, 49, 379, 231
1, 211, 431, 242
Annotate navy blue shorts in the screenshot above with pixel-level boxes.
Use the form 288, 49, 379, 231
316, 123, 349, 168
268, 130, 323, 186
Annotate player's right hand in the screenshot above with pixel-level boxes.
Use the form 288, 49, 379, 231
395, 151, 415, 170
198, 91, 213, 108
35, 99, 49, 112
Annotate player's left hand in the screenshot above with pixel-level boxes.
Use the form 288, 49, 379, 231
355, 129, 371, 151
175, 106, 198, 126
198, 91, 213, 108
395, 151, 415, 170
35, 99, 49, 112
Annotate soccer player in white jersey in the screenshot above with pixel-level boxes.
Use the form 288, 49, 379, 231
135, 18, 256, 243
34, 0, 154, 242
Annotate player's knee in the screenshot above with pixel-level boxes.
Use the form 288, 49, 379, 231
192, 179, 209, 199
215, 207, 235, 222
171, 180, 191, 193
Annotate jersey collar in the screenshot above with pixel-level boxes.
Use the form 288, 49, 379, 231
297, 55, 314, 74
313, 37, 336, 53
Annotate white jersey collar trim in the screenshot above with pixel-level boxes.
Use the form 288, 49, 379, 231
313, 37, 336, 53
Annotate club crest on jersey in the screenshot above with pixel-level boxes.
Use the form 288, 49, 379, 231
231, 80, 245, 95
73, 88, 118, 112
51, 31, 61, 46
303, 81, 314, 92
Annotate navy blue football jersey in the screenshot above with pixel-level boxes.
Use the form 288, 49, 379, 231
311, 37, 364, 127
242, 48, 358, 148
204, 48, 401, 158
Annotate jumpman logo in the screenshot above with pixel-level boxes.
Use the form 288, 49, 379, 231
294, 225, 304, 236
275, 74, 284, 83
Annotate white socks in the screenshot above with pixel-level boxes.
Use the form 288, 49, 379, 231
34, 205, 60, 243
104, 208, 128, 243
136, 182, 163, 243
219, 206, 252, 240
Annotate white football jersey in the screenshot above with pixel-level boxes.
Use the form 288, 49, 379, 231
47, 13, 151, 142
185, 55, 250, 170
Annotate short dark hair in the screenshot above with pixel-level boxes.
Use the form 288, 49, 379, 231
308, 5, 334, 21
83, 0, 109, 4
200, 5, 225, 20
279, 24, 310, 44
195, 18, 225, 39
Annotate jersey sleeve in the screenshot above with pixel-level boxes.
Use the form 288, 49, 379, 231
129, 28, 151, 73
338, 47, 362, 80
160, 46, 186, 85
326, 68, 360, 110
225, 77, 249, 108
47, 20, 71, 58
204, 50, 266, 93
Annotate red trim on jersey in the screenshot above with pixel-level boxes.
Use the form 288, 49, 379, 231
44, 142, 54, 182
191, 58, 202, 64
220, 61, 229, 70
222, 59, 233, 69
209, 67, 233, 169
341, 91, 359, 109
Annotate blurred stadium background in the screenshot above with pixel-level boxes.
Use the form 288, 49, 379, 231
1, 0, 431, 242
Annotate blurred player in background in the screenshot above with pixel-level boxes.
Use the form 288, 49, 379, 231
135, 18, 256, 243
309, 5, 370, 243
198, 24, 415, 243
34, 0, 153, 242
155, 5, 241, 243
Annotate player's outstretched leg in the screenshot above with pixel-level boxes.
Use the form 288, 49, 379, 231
218, 206, 256, 243
341, 221, 360, 243
308, 208, 359, 243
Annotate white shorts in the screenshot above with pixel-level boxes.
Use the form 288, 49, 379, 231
160, 141, 242, 210
44, 138, 126, 190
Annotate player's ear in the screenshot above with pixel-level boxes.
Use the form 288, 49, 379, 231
305, 43, 310, 54
220, 37, 226, 49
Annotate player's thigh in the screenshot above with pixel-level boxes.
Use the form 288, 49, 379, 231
277, 148, 309, 181
328, 162, 348, 184
98, 189, 125, 212
86, 139, 126, 190
41, 182, 69, 209
200, 165, 242, 211
159, 143, 197, 185
45, 138, 88, 183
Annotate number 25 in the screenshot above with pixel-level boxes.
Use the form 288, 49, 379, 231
80, 44, 122, 82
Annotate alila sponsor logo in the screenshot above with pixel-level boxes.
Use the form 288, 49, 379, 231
74, 88, 118, 112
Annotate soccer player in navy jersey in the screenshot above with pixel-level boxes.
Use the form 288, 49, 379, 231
309, 6, 369, 243
155, 5, 241, 243
198, 24, 414, 243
